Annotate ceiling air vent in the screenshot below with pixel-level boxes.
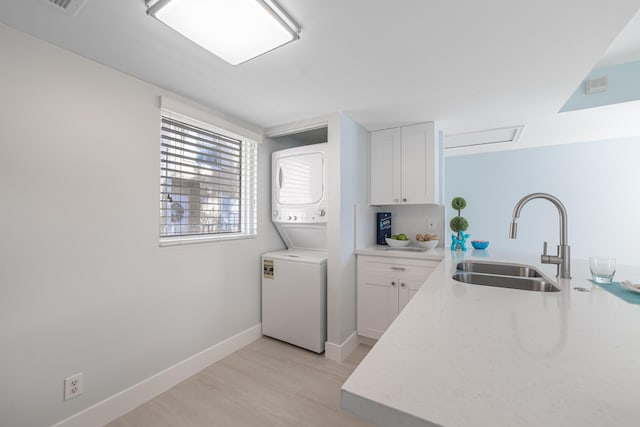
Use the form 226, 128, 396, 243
444, 126, 524, 149
42, 0, 88, 15
585, 76, 608, 94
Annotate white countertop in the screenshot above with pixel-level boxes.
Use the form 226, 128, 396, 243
355, 245, 446, 261
342, 249, 640, 427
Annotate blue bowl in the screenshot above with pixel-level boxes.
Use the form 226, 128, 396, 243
471, 240, 490, 249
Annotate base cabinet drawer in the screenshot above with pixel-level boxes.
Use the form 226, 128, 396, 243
357, 255, 438, 339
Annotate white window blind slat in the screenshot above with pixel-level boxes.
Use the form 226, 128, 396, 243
159, 114, 257, 241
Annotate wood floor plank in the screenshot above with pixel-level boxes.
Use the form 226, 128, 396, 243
106, 337, 374, 427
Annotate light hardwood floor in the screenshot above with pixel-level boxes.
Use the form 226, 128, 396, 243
106, 337, 374, 427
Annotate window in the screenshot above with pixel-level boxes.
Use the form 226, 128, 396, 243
159, 111, 257, 245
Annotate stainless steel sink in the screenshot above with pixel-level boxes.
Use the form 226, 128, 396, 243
452, 272, 559, 292
455, 261, 543, 278
452, 261, 559, 292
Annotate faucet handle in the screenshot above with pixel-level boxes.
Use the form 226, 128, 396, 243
543, 241, 548, 255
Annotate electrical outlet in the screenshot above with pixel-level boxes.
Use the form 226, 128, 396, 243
64, 373, 83, 401
427, 217, 435, 232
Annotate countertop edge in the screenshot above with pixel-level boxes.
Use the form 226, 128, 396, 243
341, 389, 439, 427
355, 245, 446, 260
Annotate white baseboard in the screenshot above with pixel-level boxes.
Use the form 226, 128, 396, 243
357, 335, 377, 347
325, 331, 359, 362
52, 324, 262, 427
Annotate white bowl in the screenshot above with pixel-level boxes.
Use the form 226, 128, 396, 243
385, 237, 410, 247
416, 240, 439, 249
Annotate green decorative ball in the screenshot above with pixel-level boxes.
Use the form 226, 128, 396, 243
451, 197, 467, 211
450, 216, 469, 232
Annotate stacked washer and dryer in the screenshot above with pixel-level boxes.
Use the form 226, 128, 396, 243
261, 143, 328, 353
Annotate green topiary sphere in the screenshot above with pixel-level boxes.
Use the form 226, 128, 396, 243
450, 216, 469, 232
451, 197, 467, 211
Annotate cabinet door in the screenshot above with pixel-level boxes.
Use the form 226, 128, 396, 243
401, 122, 438, 204
357, 274, 399, 339
370, 128, 402, 205
357, 256, 439, 339
398, 278, 426, 313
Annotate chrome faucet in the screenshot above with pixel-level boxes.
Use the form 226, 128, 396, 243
509, 193, 571, 279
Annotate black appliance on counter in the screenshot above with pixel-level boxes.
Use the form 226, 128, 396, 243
376, 212, 392, 245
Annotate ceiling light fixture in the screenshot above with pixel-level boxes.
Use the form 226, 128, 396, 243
146, 0, 300, 66
444, 126, 525, 149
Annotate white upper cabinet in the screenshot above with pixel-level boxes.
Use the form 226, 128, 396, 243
369, 127, 402, 205
401, 123, 439, 204
370, 122, 441, 205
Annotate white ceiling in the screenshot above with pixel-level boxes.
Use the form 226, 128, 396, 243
1, 0, 639, 137
596, 8, 640, 68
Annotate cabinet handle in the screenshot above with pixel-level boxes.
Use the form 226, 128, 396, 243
403, 198, 407, 202
390, 267, 406, 271
401, 283, 406, 287
391, 281, 396, 286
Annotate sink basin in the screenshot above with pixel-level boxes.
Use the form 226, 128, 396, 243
452, 261, 559, 292
452, 272, 559, 292
455, 261, 543, 278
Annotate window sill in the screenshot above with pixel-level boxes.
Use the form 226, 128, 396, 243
159, 233, 257, 247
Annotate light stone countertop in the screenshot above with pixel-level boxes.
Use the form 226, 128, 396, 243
342, 248, 640, 427
355, 245, 447, 261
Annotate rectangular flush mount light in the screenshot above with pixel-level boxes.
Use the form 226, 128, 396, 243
444, 126, 524, 149
146, 0, 300, 65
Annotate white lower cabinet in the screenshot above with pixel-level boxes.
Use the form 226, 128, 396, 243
357, 255, 439, 339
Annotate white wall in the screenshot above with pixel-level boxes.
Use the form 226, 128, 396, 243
445, 138, 640, 265
0, 24, 285, 427
327, 113, 369, 346
380, 205, 445, 246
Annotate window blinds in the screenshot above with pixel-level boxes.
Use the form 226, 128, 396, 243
160, 115, 257, 239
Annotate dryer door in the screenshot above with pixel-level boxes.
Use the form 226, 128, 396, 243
275, 152, 324, 205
